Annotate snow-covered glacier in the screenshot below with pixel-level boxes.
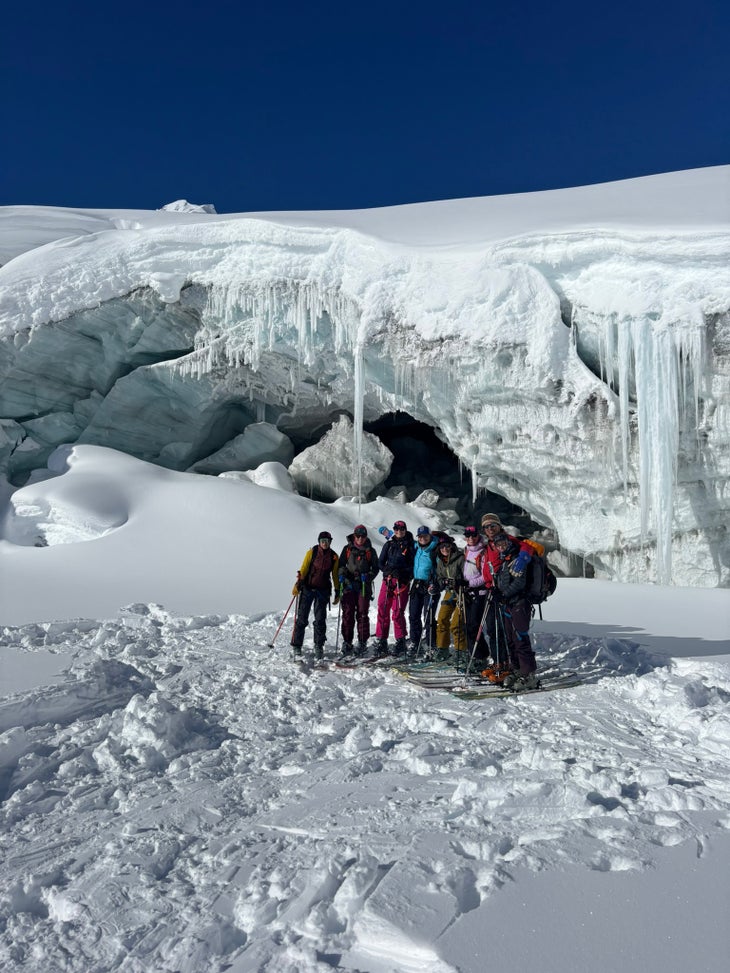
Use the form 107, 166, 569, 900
0, 167, 728, 586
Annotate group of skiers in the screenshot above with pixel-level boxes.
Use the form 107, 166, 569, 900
290, 513, 540, 691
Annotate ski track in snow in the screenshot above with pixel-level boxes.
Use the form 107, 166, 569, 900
1, 605, 729, 973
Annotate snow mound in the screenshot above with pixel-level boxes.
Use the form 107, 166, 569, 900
3, 483, 128, 546
159, 199, 217, 214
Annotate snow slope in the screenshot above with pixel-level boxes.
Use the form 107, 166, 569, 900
1, 446, 730, 972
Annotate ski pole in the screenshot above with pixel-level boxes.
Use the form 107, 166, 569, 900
335, 583, 343, 653
425, 589, 435, 656
414, 586, 428, 657
290, 594, 300, 644
455, 586, 467, 671
465, 590, 491, 678
268, 593, 297, 648
495, 602, 510, 673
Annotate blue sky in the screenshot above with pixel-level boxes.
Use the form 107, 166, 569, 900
4, 0, 727, 213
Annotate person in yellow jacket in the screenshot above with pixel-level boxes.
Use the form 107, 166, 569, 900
430, 537, 467, 663
290, 531, 340, 659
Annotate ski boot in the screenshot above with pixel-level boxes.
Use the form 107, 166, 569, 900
339, 642, 354, 658
481, 663, 512, 685
373, 638, 389, 658
314, 644, 324, 661
393, 638, 407, 658
503, 670, 540, 691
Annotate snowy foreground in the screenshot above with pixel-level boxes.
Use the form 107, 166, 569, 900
2, 449, 730, 972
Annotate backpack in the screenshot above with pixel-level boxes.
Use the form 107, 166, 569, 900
344, 544, 375, 577
519, 538, 557, 604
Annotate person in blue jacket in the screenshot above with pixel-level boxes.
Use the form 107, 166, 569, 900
408, 525, 439, 654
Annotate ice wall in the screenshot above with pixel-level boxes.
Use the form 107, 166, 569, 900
1, 174, 729, 586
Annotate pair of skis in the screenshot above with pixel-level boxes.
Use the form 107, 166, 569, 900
398, 661, 582, 698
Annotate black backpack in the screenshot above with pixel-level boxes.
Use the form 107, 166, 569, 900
523, 547, 557, 605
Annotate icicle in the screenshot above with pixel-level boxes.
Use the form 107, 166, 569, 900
625, 311, 704, 585
353, 344, 364, 514
617, 320, 632, 494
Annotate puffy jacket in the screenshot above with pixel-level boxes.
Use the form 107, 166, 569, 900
379, 532, 415, 582
413, 537, 438, 583
481, 535, 534, 588
494, 540, 528, 604
339, 535, 380, 586
462, 538, 486, 589
434, 545, 464, 599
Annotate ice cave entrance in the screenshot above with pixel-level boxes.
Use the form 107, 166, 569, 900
365, 412, 540, 534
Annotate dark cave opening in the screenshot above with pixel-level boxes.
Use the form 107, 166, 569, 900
364, 412, 541, 536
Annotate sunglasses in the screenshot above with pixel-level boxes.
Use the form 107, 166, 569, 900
354, 530, 367, 537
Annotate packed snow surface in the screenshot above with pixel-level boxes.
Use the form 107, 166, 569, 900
1, 444, 730, 971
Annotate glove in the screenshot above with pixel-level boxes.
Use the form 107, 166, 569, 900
332, 593, 340, 606
428, 584, 438, 596
338, 572, 346, 585
456, 578, 469, 589
361, 573, 369, 584
510, 551, 531, 577
291, 584, 299, 596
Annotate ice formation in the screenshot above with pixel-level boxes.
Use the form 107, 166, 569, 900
189, 421, 293, 474
0, 167, 728, 585
289, 414, 393, 500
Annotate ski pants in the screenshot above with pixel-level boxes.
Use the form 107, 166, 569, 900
340, 585, 372, 645
500, 598, 537, 675
464, 589, 491, 661
375, 576, 409, 641
436, 594, 467, 651
409, 582, 438, 649
291, 587, 329, 648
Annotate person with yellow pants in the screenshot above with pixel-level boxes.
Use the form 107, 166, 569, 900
430, 537, 467, 663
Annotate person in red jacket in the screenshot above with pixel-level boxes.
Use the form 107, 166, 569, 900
337, 525, 380, 656
480, 513, 533, 664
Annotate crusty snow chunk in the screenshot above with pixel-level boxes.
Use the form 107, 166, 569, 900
289, 415, 393, 501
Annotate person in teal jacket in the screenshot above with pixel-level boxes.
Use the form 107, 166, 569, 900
408, 526, 439, 653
